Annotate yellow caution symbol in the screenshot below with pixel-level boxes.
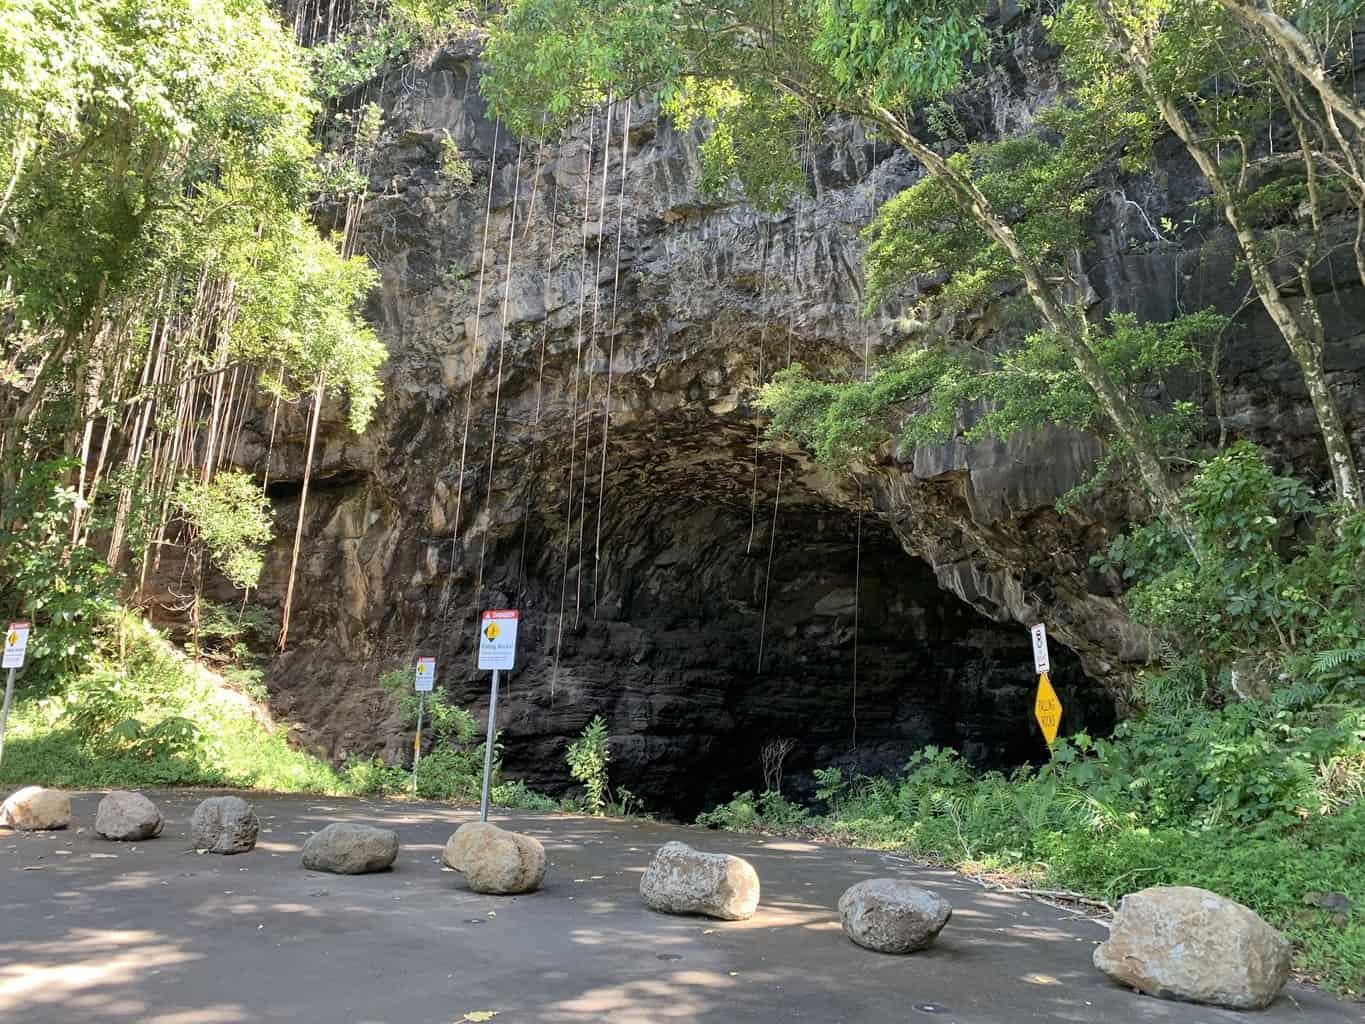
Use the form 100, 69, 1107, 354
5, 632, 15, 648
1035, 672, 1063, 746
483, 621, 500, 642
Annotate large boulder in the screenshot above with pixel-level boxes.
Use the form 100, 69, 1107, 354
1094, 885, 1292, 1010
838, 879, 952, 953
95, 791, 163, 841
639, 841, 759, 921
0, 786, 71, 831
189, 796, 259, 854
443, 822, 546, 894
302, 823, 400, 874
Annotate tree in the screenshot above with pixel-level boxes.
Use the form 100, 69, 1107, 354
0, 0, 387, 659
173, 471, 273, 649
479, 0, 1194, 533
1056, 0, 1363, 508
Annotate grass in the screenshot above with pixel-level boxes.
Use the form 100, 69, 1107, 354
0, 615, 556, 806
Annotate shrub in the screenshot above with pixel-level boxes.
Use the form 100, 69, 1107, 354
566, 715, 610, 815
0, 458, 119, 689
492, 779, 558, 811
697, 789, 808, 831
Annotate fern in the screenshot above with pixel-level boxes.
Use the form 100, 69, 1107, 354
1309, 647, 1365, 677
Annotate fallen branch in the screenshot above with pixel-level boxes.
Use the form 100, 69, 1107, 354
983, 884, 1114, 916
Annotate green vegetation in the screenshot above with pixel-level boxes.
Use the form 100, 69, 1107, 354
563, 715, 645, 816
341, 671, 490, 801
567, 715, 611, 814
0, 613, 564, 811
0, 616, 345, 792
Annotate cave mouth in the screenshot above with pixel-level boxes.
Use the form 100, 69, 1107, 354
468, 494, 1117, 823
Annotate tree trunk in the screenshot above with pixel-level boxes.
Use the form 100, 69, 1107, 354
1105, 15, 1364, 509
277, 372, 325, 652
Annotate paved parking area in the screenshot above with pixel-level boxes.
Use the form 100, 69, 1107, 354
1, 791, 1356, 1023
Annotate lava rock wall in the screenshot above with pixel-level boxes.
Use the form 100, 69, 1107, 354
204, 32, 1363, 810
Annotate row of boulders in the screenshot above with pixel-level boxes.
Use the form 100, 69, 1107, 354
3, 787, 1295, 1011
633, 844, 1293, 1012
0, 786, 258, 851
637, 844, 953, 953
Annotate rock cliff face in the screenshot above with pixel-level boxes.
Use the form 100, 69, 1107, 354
217, 35, 1364, 812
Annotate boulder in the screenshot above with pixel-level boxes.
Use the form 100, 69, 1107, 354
639, 841, 759, 921
301, 823, 400, 874
838, 879, 952, 953
1093, 885, 1292, 1010
189, 796, 259, 854
95, 791, 164, 841
442, 821, 546, 894
0, 786, 71, 831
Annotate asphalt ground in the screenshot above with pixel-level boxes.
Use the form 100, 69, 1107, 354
1, 791, 1357, 1023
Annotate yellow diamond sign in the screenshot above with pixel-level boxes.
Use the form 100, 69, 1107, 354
1035, 672, 1063, 746
483, 621, 500, 642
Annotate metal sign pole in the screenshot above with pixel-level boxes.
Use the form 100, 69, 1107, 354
478, 669, 500, 822
0, 667, 15, 767
411, 690, 425, 795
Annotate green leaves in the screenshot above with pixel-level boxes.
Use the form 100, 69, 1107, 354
814, 0, 991, 105
566, 714, 611, 814
173, 472, 273, 591
1104, 442, 1365, 676
759, 310, 1221, 469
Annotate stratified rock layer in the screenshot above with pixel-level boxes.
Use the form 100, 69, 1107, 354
1093, 886, 1292, 1010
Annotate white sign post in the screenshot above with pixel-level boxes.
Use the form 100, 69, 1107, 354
1, 622, 31, 767
477, 610, 519, 821
1028, 623, 1063, 749
411, 657, 436, 794
1030, 623, 1051, 675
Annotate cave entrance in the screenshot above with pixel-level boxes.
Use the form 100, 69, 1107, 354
479, 497, 1117, 822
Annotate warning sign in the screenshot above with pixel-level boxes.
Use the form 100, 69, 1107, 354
414, 656, 435, 692
477, 610, 519, 671
1030, 623, 1050, 675
3, 623, 29, 670
1034, 672, 1063, 746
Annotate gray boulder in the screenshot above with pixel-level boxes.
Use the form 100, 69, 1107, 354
189, 796, 259, 854
95, 791, 163, 841
838, 879, 952, 953
1094, 885, 1292, 1010
0, 786, 71, 831
302, 823, 399, 874
442, 821, 546, 894
639, 841, 759, 921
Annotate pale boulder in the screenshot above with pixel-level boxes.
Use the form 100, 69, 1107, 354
0, 786, 71, 831
190, 795, 259, 854
443, 821, 545, 894
1093, 885, 1292, 1010
95, 791, 164, 841
639, 841, 759, 921
302, 823, 400, 874
838, 878, 952, 953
